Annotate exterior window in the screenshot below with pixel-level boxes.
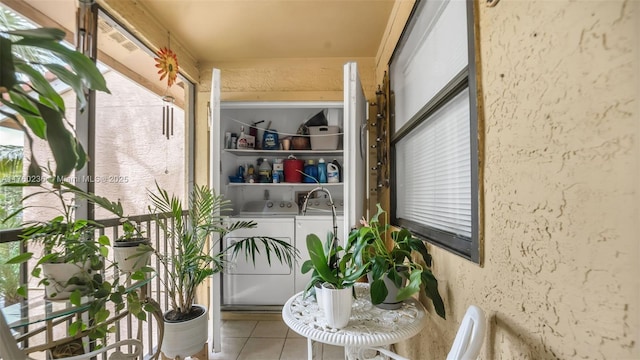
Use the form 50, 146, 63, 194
390, 0, 480, 262
93, 12, 192, 217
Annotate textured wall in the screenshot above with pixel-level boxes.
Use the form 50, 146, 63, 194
392, 0, 639, 359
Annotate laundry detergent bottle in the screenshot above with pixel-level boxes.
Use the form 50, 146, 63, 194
303, 159, 318, 183
317, 158, 327, 183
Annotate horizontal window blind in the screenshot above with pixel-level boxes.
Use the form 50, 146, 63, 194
395, 88, 471, 238
391, 0, 468, 132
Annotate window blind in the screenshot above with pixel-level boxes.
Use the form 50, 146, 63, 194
391, 0, 468, 132
395, 88, 471, 238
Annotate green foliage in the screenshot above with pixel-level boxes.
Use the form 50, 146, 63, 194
0, 26, 110, 181
1, 173, 148, 342
0, 145, 23, 229
0, 242, 21, 306
301, 233, 366, 292
149, 183, 298, 320
347, 203, 446, 319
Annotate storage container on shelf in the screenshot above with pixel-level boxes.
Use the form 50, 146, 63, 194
309, 126, 340, 150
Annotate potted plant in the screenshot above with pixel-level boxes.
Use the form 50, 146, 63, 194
79, 194, 153, 273
2, 177, 146, 342
148, 183, 297, 359
348, 203, 446, 318
301, 232, 367, 329
112, 220, 152, 273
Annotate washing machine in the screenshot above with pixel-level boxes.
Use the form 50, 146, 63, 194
222, 200, 298, 306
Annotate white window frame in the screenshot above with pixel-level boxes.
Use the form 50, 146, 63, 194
390, 0, 480, 263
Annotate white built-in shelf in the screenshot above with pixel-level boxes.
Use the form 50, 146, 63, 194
227, 182, 343, 187
224, 149, 343, 157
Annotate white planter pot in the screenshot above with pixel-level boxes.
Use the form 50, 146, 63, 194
41, 262, 90, 300
322, 284, 352, 329
161, 304, 208, 359
113, 240, 151, 273
314, 282, 325, 311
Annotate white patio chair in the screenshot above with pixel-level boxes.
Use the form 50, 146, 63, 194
446, 305, 486, 360
1, 312, 142, 360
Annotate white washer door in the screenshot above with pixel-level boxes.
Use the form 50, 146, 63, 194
223, 218, 295, 305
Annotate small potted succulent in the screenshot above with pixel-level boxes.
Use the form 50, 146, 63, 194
348, 204, 446, 318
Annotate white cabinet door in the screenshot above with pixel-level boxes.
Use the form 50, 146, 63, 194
208, 68, 222, 353
343, 62, 368, 240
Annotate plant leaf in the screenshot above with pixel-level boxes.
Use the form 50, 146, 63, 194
370, 278, 388, 305
14, 38, 109, 93
7, 28, 66, 41
0, 37, 16, 91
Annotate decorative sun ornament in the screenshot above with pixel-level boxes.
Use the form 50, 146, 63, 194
155, 47, 179, 87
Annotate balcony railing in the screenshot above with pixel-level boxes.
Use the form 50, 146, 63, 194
0, 212, 182, 359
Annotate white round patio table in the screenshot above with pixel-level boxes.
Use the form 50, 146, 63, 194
282, 283, 427, 360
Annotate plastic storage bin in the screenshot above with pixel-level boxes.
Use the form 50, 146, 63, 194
309, 126, 340, 150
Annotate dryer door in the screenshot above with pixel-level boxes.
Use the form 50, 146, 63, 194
222, 218, 295, 306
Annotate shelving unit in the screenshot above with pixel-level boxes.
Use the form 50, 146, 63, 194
227, 182, 343, 187
217, 101, 346, 209
224, 149, 343, 157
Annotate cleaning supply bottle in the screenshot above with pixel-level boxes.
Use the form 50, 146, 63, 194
258, 158, 272, 183
327, 161, 340, 183
317, 158, 327, 183
303, 159, 318, 183
237, 126, 249, 149
331, 159, 342, 182
272, 158, 284, 183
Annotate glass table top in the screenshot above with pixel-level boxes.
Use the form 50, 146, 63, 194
1, 275, 153, 329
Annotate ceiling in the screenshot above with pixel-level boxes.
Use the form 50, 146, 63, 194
17, 0, 396, 65
133, 0, 395, 62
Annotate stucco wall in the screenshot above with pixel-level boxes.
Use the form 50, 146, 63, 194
391, 0, 639, 359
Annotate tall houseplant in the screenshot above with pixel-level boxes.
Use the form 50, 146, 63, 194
148, 183, 297, 358
348, 203, 446, 318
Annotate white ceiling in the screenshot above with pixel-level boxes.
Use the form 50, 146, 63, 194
136, 0, 396, 62
18, 0, 395, 62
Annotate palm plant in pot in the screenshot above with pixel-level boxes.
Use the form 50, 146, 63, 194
348, 203, 446, 319
301, 232, 367, 329
148, 183, 297, 359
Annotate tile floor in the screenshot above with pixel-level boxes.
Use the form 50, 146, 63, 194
209, 318, 345, 360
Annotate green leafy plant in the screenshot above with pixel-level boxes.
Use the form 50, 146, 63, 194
2, 175, 147, 341
301, 232, 367, 292
0, 27, 110, 182
348, 203, 446, 319
148, 183, 298, 321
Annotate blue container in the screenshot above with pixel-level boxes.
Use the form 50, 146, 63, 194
317, 158, 327, 183
303, 160, 318, 183
262, 129, 279, 150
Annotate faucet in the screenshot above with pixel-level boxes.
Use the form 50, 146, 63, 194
302, 186, 338, 270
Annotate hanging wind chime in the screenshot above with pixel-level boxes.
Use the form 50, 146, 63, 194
154, 35, 179, 140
